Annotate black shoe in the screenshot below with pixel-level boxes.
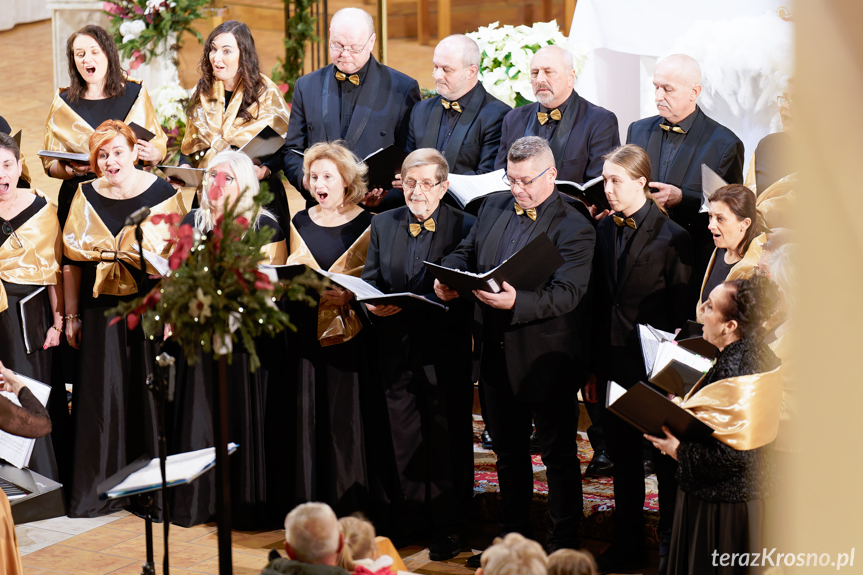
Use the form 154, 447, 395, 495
584, 450, 614, 477
429, 533, 464, 562
644, 458, 656, 477
529, 430, 542, 454
465, 553, 483, 569
481, 429, 493, 450
596, 547, 647, 574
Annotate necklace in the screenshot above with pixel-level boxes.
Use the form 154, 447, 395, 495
0, 189, 19, 220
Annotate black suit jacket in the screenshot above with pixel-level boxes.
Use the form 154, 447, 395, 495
591, 202, 692, 387
494, 91, 620, 184
626, 108, 743, 251
441, 192, 595, 401
279, 57, 421, 202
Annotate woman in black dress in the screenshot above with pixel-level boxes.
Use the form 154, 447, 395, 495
646, 275, 782, 575
63, 120, 186, 517
169, 150, 286, 529
42, 24, 166, 228
0, 133, 67, 483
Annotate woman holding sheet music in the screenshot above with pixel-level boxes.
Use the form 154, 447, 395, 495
646, 275, 782, 575
588, 144, 693, 573
42, 25, 166, 227
181, 20, 292, 233
62, 120, 185, 518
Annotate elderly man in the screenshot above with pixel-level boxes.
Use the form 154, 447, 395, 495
437, 137, 594, 561
278, 8, 420, 207
495, 46, 619, 215
261, 502, 349, 575
361, 148, 476, 560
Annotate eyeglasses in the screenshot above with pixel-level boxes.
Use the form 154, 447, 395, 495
403, 180, 442, 193
777, 95, 792, 106
329, 34, 373, 55
754, 265, 770, 278
1, 219, 22, 249
203, 171, 235, 186
502, 167, 551, 189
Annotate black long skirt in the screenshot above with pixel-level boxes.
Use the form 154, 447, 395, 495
668, 487, 766, 575
0, 282, 67, 482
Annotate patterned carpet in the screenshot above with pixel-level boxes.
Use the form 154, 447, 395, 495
470, 420, 661, 548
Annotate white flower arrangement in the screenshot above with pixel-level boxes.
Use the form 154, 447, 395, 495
119, 20, 147, 44
467, 20, 588, 108
153, 80, 191, 131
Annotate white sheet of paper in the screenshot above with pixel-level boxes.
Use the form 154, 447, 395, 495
0, 374, 52, 469
700, 164, 729, 213
446, 169, 508, 207
142, 249, 170, 277
316, 270, 385, 300
637, 324, 674, 373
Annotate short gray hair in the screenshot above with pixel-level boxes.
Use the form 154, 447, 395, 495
534, 45, 574, 73
330, 8, 375, 38
439, 34, 480, 68
284, 502, 341, 563
507, 136, 555, 168
400, 148, 449, 183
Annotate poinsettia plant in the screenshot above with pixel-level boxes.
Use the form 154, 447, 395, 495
106, 182, 321, 371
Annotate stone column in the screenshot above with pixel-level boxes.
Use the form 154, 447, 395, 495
46, 0, 109, 90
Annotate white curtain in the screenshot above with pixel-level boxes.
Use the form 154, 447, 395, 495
0, 0, 50, 31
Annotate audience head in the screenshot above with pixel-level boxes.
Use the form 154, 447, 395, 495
707, 184, 759, 259
433, 35, 481, 101
329, 8, 376, 74
400, 148, 450, 221
529, 46, 576, 109
700, 275, 779, 351
477, 533, 547, 575
88, 120, 138, 182
336, 515, 376, 572
506, 136, 557, 210
0, 133, 23, 194
602, 144, 667, 217
779, 78, 794, 134
303, 141, 368, 208
547, 549, 598, 575
653, 54, 702, 124
65, 25, 126, 102
284, 502, 344, 566
196, 150, 274, 232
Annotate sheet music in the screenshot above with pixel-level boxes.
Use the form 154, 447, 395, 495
637, 324, 674, 374
700, 164, 729, 213
651, 341, 714, 378
0, 374, 51, 469
317, 270, 385, 300
446, 169, 508, 207
142, 249, 170, 277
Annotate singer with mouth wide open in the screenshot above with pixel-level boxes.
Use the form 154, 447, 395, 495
62, 119, 187, 518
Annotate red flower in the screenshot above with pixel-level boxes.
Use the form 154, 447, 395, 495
127, 312, 140, 330
129, 50, 146, 71
169, 223, 195, 270
277, 83, 289, 94
253, 270, 274, 291
151, 212, 182, 226
208, 171, 228, 202
235, 216, 249, 230
233, 269, 249, 293
142, 286, 162, 308
132, 4, 144, 14
103, 2, 124, 15
108, 315, 123, 327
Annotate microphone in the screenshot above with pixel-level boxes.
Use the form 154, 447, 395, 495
124, 206, 151, 227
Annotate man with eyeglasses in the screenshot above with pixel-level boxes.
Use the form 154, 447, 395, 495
278, 7, 420, 208
495, 46, 619, 219
361, 148, 476, 558
436, 137, 594, 560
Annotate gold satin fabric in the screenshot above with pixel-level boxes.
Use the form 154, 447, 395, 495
41, 77, 167, 174
181, 75, 291, 167
537, 108, 562, 125
63, 184, 187, 297
695, 233, 764, 322
286, 222, 371, 346
0, 190, 62, 314
0, 490, 23, 575
756, 173, 796, 231
681, 365, 784, 451
768, 327, 796, 452
263, 239, 288, 265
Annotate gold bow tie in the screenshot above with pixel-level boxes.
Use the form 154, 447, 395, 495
335, 70, 360, 86
537, 108, 562, 126
409, 217, 436, 237
660, 123, 687, 134
613, 215, 637, 229
441, 99, 463, 113
514, 203, 537, 221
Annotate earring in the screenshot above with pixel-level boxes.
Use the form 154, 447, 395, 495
721, 330, 727, 336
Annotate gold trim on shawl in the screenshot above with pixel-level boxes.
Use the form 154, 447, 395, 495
286, 221, 371, 346
681, 365, 784, 451
263, 239, 288, 265
695, 233, 764, 322
755, 173, 796, 230
63, 183, 187, 297
181, 75, 291, 167
0, 190, 62, 314
41, 78, 167, 174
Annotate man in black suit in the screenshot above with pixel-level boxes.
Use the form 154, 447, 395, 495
436, 137, 595, 557
362, 148, 476, 560
626, 53, 744, 256
278, 8, 421, 207
494, 46, 619, 209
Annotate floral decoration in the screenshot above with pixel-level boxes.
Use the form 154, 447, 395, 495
152, 79, 191, 165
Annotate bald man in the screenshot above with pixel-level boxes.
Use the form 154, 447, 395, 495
278, 8, 420, 207
495, 46, 619, 216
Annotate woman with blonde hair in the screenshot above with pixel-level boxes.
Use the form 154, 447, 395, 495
547, 549, 597, 575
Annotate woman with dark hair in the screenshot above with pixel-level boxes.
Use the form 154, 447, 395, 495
591, 144, 693, 573
697, 184, 763, 321
63, 119, 185, 517
181, 20, 292, 233
42, 24, 166, 227
646, 275, 783, 575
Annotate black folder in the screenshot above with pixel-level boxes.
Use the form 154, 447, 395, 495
17, 287, 51, 355
362, 146, 409, 190
238, 125, 284, 161
424, 233, 564, 300
556, 176, 610, 212
37, 150, 89, 163
606, 381, 714, 440
11, 130, 21, 147
674, 320, 717, 357
128, 122, 156, 142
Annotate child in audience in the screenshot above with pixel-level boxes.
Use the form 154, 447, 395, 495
337, 516, 395, 575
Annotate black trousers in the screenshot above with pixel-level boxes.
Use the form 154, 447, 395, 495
481, 344, 583, 550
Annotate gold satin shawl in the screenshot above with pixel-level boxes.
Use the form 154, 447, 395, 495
263, 239, 288, 265
695, 234, 764, 322
63, 183, 187, 297
0, 490, 23, 575
181, 75, 291, 167
0, 190, 62, 313
756, 173, 796, 231
768, 327, 796, 452
286, 222, 371, 346
681, 365, 784, 451
41, 78, 167, 173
